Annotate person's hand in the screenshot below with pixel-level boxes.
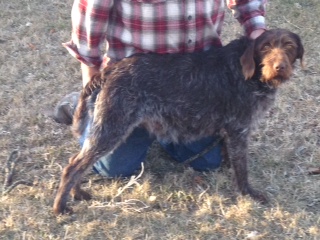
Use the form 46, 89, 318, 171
81, 63, 100, 87
249, 29, 265, 39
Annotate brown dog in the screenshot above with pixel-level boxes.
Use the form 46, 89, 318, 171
53, 29, 304, 215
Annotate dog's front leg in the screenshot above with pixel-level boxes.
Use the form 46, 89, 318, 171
224, 129, 268, 203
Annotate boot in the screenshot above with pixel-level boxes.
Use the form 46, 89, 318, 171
52, 92, 80, 125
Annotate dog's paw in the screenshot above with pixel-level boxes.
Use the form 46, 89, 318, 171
71, 189, 92, 201
246, 187, 269, 204
53, 205, 73, 216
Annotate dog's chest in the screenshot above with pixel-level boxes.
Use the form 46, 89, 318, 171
251, 89, 276, 123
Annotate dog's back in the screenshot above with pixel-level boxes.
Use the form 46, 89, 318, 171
81, 38, 275, 143
74, 37, 275, 143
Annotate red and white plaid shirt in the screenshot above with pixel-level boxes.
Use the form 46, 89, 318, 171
64, 0, 267, 68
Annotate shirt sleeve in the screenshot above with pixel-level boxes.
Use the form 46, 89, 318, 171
227, 0, 267, 37
63, 0, 114, 67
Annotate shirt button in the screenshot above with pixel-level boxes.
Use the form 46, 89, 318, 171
188, 39, 192, 44
188, 15, 192, 21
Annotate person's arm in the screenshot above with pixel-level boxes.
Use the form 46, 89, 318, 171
63, 0, 114, 86
227, 0, 267, 39
81, 63, 100, 87
249, 29, 265, 39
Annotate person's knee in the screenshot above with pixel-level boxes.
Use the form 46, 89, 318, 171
91, 127, 154, 178
160, 136, 222, 171
93, 160, 143, 178
189, 143, 222, 171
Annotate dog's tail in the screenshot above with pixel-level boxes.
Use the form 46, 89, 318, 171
72, 69, 112, 138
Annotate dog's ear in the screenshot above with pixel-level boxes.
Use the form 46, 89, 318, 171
240, 41, 256, 80
294, 33, 305, 68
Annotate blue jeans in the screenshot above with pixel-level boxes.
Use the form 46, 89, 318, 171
80, 126, 222, 178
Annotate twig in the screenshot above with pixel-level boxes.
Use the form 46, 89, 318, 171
183, 136, 223, 165
3, 150, 20, 189
283, 16, 314, 32
308, 167, 320, 175
2, 150, 33, 196
112, 163, 145, 200
198, 185, 210, 200
2, 181, 34, 195
89, 163, 148, 211
283, 16, 302, 30
89, 199, 150, 212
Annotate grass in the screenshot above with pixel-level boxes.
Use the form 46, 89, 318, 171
0, 0, 319, 239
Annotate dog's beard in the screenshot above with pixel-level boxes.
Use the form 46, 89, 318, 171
260, 64, 293, 88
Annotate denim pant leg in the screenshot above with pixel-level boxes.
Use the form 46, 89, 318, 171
79, 126, 154, 178
160, 136, 222, 171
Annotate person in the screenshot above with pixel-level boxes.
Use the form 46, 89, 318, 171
56, 0, 267, 178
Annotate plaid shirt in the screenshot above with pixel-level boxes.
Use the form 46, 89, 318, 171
64, 0, 267, 68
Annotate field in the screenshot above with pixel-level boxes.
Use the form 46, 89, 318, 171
0, 0, 319, 239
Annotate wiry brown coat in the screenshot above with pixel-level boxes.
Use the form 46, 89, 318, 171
53, 29, 304, 215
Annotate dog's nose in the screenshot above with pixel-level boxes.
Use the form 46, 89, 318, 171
274, 63, 285, 72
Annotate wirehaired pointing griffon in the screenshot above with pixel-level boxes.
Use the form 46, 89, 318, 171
53, 29, 304, 215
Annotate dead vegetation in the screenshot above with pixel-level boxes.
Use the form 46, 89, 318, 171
0, 0, 319, 239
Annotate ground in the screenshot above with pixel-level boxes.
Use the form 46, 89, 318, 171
0, 0, 319, 239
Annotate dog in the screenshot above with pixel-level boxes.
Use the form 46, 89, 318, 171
53, 29, 304, 215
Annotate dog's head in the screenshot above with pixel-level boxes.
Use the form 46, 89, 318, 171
240, 29, 304, 87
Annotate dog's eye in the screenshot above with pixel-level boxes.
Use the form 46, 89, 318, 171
284, 42, 295, 49
261, 43, 271, 51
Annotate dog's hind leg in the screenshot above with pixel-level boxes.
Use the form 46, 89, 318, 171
224, 128, 268, 204
53, 108, 141, 215
53, 127, 136, 215
53, 151, 91, 215
69, 155, 93, 202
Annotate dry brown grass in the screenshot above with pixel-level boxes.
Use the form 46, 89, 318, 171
0, 0, 319, 239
